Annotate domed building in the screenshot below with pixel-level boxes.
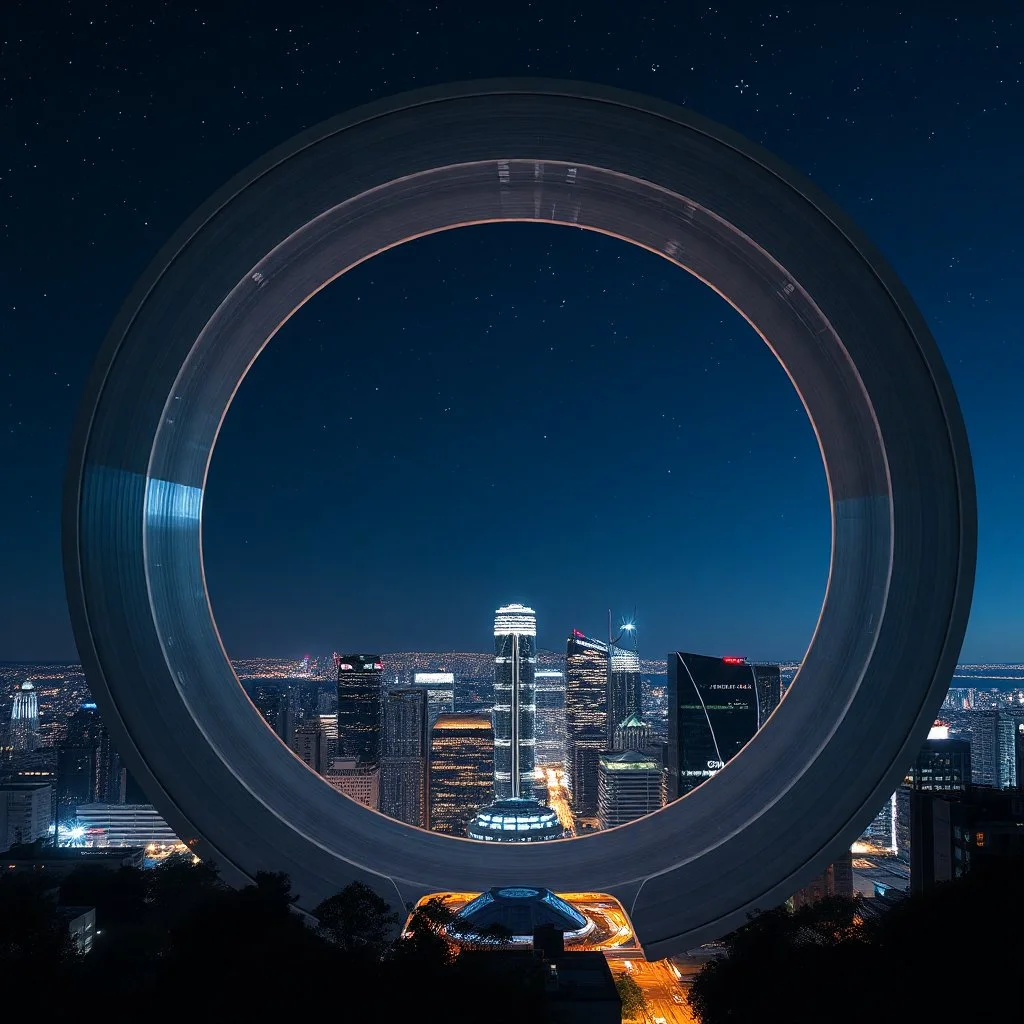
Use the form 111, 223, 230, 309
449, 886, 593, 945
466, 797, 564, 843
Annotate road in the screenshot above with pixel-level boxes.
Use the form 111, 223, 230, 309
543, 767, 576, 837
610, 957, 697, 1024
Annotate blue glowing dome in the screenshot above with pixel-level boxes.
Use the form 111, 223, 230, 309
452, 886, 592, 942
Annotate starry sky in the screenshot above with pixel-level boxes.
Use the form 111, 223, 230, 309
1, 2, 1021, 663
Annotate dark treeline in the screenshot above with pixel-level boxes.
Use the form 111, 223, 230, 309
690, 856, 1024, 1024
0, 852, 542, 1019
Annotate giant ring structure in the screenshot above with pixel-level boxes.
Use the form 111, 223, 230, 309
63, 80, 975, 959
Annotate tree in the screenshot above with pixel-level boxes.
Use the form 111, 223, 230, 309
313, 880, 399, 958
0, 872, 78, 986
615, 973, 649, 1022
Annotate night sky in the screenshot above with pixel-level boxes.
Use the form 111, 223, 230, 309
2, 3, 1021, 662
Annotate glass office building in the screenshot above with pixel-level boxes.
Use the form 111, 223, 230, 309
492, 604, 537, 800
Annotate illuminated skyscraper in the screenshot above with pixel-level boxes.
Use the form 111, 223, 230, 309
336, 654, 383, 766
534, 669, 567, 769
666, 652, 758, 801
380, 688, 428, 827
9, 682, 40, 752
607, 646, 642, 746
492, 604, 537, 800
410, 671, 455, 730
598, 750, 663, 829
429, 713, 494, 836
565, 631, 607, 797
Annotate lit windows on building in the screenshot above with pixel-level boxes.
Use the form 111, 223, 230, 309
597, 751, 663, 830
565, 631, 607, 797
336, 654, 384, 767
467, 798, 564, 843
410, 672, 456, 730
493, 604, 537, 800
380, 687, 428, 827
428, 713, 494, 836
535, 669, 567, 769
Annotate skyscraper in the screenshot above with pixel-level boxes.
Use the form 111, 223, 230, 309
613, 713, 651, 753
9, 682, 40, 752
252, 685, 294, 745
428, 713, 494, 836
597, 750, 663, 829
290, 718, 328, 775
492, 604, 537, 800
570, 726, 606, 820
409, 672, 455, 730
565, 631, 607, 797
380, 687, 428, 827
56, 704, 104, 820
336, 654, 383, 766
895, 728, 972, 860
666, 652, 759, 801
534, 669, 567, 769
753, 663, 783, 727
607, 645, 642, 746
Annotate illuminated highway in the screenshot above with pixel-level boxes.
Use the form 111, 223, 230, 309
409, 890, 695, 1022
544, 767, 576, 837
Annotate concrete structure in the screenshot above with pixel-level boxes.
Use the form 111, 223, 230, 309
325, 757, 379, 810
0, 782, 52, 852
62, 80, 976, 958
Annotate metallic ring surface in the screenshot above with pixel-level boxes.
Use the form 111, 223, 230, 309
62, 79, 976, 959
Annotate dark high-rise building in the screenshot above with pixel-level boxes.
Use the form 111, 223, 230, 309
55, 704, 104, 820
380, 688, 428, 827
534, 669, 567, 769
753, 663, 783, 727
910, 788, 1024, 894
607, 646, 642, 746
290, 718, 328, 776
666, 652, 758, 801
336, 654, 383, 766
492, 605, 537, 800
409, 672, 455, 730
570, 726, 606, 820
597, 750, 663, 829
895, 728, 972, 861
565, 631, 607, 799
428, 714, 494, 836
252, 685, 294, 745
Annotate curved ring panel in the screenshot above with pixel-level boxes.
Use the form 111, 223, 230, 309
62, 80, 975, 959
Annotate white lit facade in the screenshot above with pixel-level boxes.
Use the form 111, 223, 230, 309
9, 682, 40, 752
75, 803, 179, 848
493, 604, 537, 800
